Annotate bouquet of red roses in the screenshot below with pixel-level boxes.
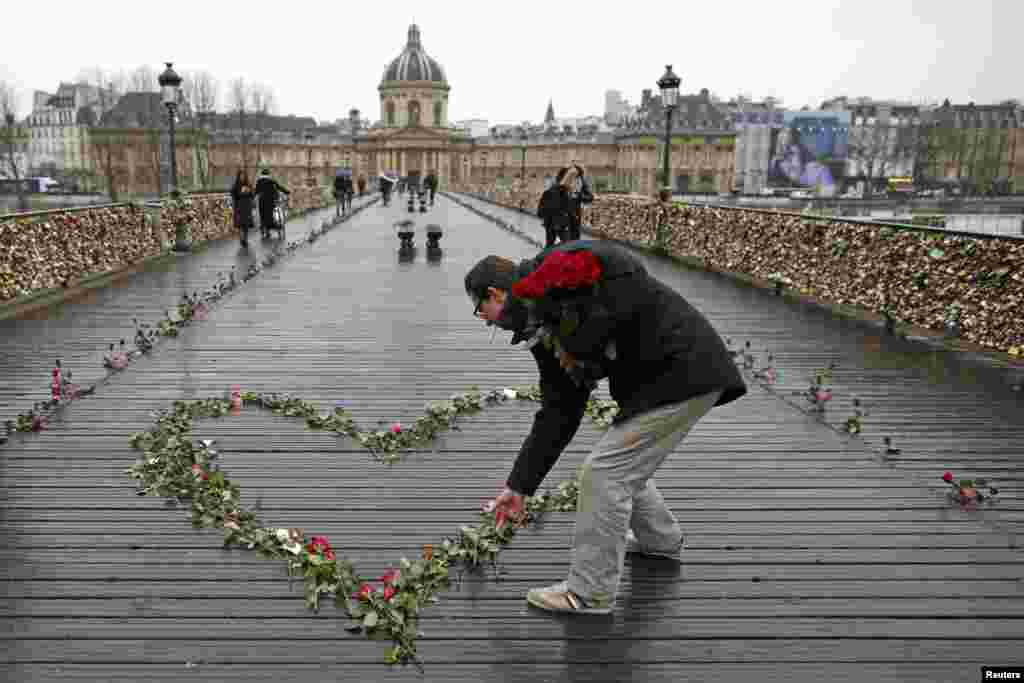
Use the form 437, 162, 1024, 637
511, 250, 602, 300
511, 251, 610, 389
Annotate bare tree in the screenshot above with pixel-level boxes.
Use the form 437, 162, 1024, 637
249, 83, 277, 170
79, 67, 128, 201
128, 65, 165, 195
228, 77, 251, 173
0, 80, 29, 210
182, 70, 218, 188
128, 65, 158, 93
847, 123, 914, 197
919, 126, 946, 189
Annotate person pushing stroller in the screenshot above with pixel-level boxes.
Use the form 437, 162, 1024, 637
254, 169, 291, 238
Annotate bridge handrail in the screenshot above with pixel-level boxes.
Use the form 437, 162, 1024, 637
0, 191, 232, 223
664, 198, 1024, 242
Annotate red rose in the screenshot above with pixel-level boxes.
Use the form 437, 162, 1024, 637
353, 583, 373, 601
383, 585, 395, 601
323, 549, 336, 562
512, 251, 602, 300
942, 471, 953, 483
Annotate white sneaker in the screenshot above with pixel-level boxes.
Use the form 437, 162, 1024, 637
526, 580, 613, 615
625, 530, 684, 562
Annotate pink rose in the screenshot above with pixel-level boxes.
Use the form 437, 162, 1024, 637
816, 389, 832, 403
383, 585, 396, 601
308, 536, 331, 553
942, 471, 953, 483
381, 568, 400, 585
390, 422, 402, 434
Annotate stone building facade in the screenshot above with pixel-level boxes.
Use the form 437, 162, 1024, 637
82, 23, 738, 199
26, 82, 115, 183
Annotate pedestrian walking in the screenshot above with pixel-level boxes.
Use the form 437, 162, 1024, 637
566, 162, 594, 241
537, 167, 575, 247
230, 169, 255, 246
424, 170, 438, 205
254, 169, 291, 238
334, 169, 354, 216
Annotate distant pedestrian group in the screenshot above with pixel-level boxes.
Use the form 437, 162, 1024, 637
231, 168, 291, 245
334, 171, 354, 217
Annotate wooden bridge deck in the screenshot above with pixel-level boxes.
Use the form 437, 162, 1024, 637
1, 192, 1022, 682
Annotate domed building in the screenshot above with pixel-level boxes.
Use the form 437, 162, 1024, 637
366, 24, 470, 189
379, 24, 449, 129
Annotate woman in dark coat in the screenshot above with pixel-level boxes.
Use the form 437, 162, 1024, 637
230, 170, 255, 246
537, 167, 575, 247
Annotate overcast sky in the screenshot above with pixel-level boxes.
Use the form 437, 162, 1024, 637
2, 0, 1018, 125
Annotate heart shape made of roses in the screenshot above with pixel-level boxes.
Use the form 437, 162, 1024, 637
127, 387, 602, 668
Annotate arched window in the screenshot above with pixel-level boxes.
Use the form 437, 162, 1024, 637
434, 101, 443, 127
386, 101, 395, 126
408, 101, 420, 126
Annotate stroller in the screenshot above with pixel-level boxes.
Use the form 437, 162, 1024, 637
263, 194, 288, 239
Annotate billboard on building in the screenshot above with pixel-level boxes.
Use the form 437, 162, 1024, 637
767, 111, 850, 194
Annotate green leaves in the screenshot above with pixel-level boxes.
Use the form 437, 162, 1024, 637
127, 386, 602, 670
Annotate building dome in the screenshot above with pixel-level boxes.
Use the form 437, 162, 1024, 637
381, 24, 447, 84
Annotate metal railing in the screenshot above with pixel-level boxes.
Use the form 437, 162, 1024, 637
672, 198, 1024, 241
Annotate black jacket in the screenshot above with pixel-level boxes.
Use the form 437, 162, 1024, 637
334, 176, 353, 195
505, 240, 747, 495
254, 176, 290, 207
537, 185, 574, 230
230, 179, 255, 228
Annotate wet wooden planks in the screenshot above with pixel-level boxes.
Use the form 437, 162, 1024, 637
0, 198, 376, 418
1, 194, 1022, 683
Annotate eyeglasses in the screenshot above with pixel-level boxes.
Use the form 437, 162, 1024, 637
472, 291, 488, 316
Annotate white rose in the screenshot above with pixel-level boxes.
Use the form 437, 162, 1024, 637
275, 529, 290, 543
502, 389, 517, 400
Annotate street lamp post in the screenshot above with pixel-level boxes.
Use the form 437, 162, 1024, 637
657, 64, 680, 196
304, 130, 314, 186
656, 64, 680, 248
519, 125, 528, 209
480, 150, 488, 196
158, 62, 182, 196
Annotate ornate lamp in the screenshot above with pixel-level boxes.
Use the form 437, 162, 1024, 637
157, 62, 182, 196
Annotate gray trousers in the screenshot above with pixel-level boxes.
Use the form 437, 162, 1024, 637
567, 390, 723, 605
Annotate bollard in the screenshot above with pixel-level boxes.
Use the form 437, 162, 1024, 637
395, 219, 415, 249
426, 224, 442, 248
